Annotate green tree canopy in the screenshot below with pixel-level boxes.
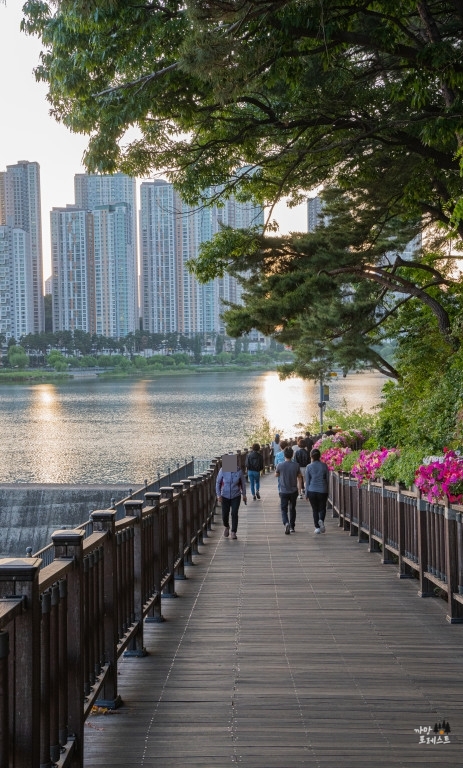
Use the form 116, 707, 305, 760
8, 345, 29, 369
22, 1, 463, 232
190, 183, 461, 378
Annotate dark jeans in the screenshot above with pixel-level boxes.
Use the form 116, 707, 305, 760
307, 491, 328, 527
222, 495, 241, 533
279, 491, 298, 527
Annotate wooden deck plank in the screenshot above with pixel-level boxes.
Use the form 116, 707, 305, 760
84, 474, 462, 766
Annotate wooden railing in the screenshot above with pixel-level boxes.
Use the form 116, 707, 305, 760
0, 465, 219, 768
0, 445, 274, 768
330, 471, 463, 624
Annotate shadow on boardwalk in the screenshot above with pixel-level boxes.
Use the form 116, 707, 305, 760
84, 473, 462, 767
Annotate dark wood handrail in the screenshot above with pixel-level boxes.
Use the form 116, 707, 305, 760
0, 445, 278, 768
329, 471, 463, 624
0, 461, 223, 768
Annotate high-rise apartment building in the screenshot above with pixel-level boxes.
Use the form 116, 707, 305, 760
140, 180, 264, 335
0, 226, 34, 340
93, 203, 134, 338
50, 174, 139, 338
75, 173, 138, 331
140, 181, 179, 334
0, 161, 44, 334
307, 195, 327, 232
50, 207, 93, 333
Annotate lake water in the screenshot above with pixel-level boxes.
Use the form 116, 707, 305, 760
0, 370, 385, 484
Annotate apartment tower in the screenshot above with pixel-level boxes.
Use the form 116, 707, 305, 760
0, 161, 44, 333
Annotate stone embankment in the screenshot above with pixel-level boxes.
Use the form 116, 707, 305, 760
0, 483, 132, 557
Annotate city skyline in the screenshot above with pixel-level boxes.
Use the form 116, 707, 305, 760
0, 3, 308, 284
0, 165, 264, 340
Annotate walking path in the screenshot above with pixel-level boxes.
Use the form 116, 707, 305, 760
84, 473, 462, 767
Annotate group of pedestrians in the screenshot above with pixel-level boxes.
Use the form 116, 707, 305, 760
215, 434, 329, 540
274, 442, 329, 535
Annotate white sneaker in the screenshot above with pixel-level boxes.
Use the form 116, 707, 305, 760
299, 493, 304, 499
314, 527, 321, 534
318, 520, 326, 533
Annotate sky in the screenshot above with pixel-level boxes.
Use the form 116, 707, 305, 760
0, 3, 308, 283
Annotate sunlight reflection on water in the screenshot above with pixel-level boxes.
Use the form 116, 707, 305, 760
0, 371, 385, 484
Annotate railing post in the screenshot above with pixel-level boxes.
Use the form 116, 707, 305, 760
0, 558, 42, 768
188, 476, 201, 553
159, 488, 178, 598
444, 503, 463, 623
171, 483, 187, 579
144, 492, 164, 623
51, 529, 85, 766
380, 479, 393, 563
123, 500, 147, 656
181, 480, 194, 565
456, 511, 463, 595
0, 630, 9, 768
416, 492, 433, 598
90, 511, 122, 709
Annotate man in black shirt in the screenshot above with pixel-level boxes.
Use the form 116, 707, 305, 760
294, 437, 310, 499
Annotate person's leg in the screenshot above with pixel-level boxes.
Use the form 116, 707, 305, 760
318, 493, 329, 522
255, 470, 261, 497
307, 492, 321, 530
230, 495, 241, 535
280, 493, 290, 529
289, 491, 298, 530
248, 470, 257, 497
318, 492, 328, 531
222, 496, 231, 536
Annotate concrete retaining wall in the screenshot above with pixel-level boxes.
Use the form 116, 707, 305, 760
0, 484, 132, 557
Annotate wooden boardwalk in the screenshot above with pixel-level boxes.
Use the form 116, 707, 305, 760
84, 473, 462, 767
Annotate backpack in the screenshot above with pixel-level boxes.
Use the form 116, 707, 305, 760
246, 451, 263, 472
295, 447, 309, 468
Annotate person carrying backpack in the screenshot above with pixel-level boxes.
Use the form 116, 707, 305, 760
246, 442, 264, 500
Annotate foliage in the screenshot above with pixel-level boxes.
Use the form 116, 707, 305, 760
8, 345, 29, 369
321, 446, 352, 471
47, 349, 66, 370
375, 300, 463, 453
306, 405, 378, 437
245, 417, 280, 447
22, 1, 463, 234
191, 187, 461, 379
378, 448, 426, 489
340, 450, 360, 474
350, 448, 400, 486
415, 449, 463, 504
21, 2, 463, 390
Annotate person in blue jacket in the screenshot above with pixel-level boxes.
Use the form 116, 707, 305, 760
216, 462, 247, 540
305, 449, 329, 534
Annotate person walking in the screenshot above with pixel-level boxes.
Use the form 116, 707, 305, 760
274, 439, 288, 492
216, 463, 247, 539
304, 432, 314, 452
275, 445, 302, 534
245, 442, 264, 499
271, 433, 281, 467
294, 437, 310, 499
305, 448, 329, 534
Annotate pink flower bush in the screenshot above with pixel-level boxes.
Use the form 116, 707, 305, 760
321, 446, 352, 470
314, 428, 371, 450
415, 449, 463, 504
350, 448, 399, 485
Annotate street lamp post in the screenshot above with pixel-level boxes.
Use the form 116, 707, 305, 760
318, 377, 326, 435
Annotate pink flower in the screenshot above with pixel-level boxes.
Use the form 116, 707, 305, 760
415, 451, 463, 503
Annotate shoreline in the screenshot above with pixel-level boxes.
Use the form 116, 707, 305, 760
0, 363, 281, 384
